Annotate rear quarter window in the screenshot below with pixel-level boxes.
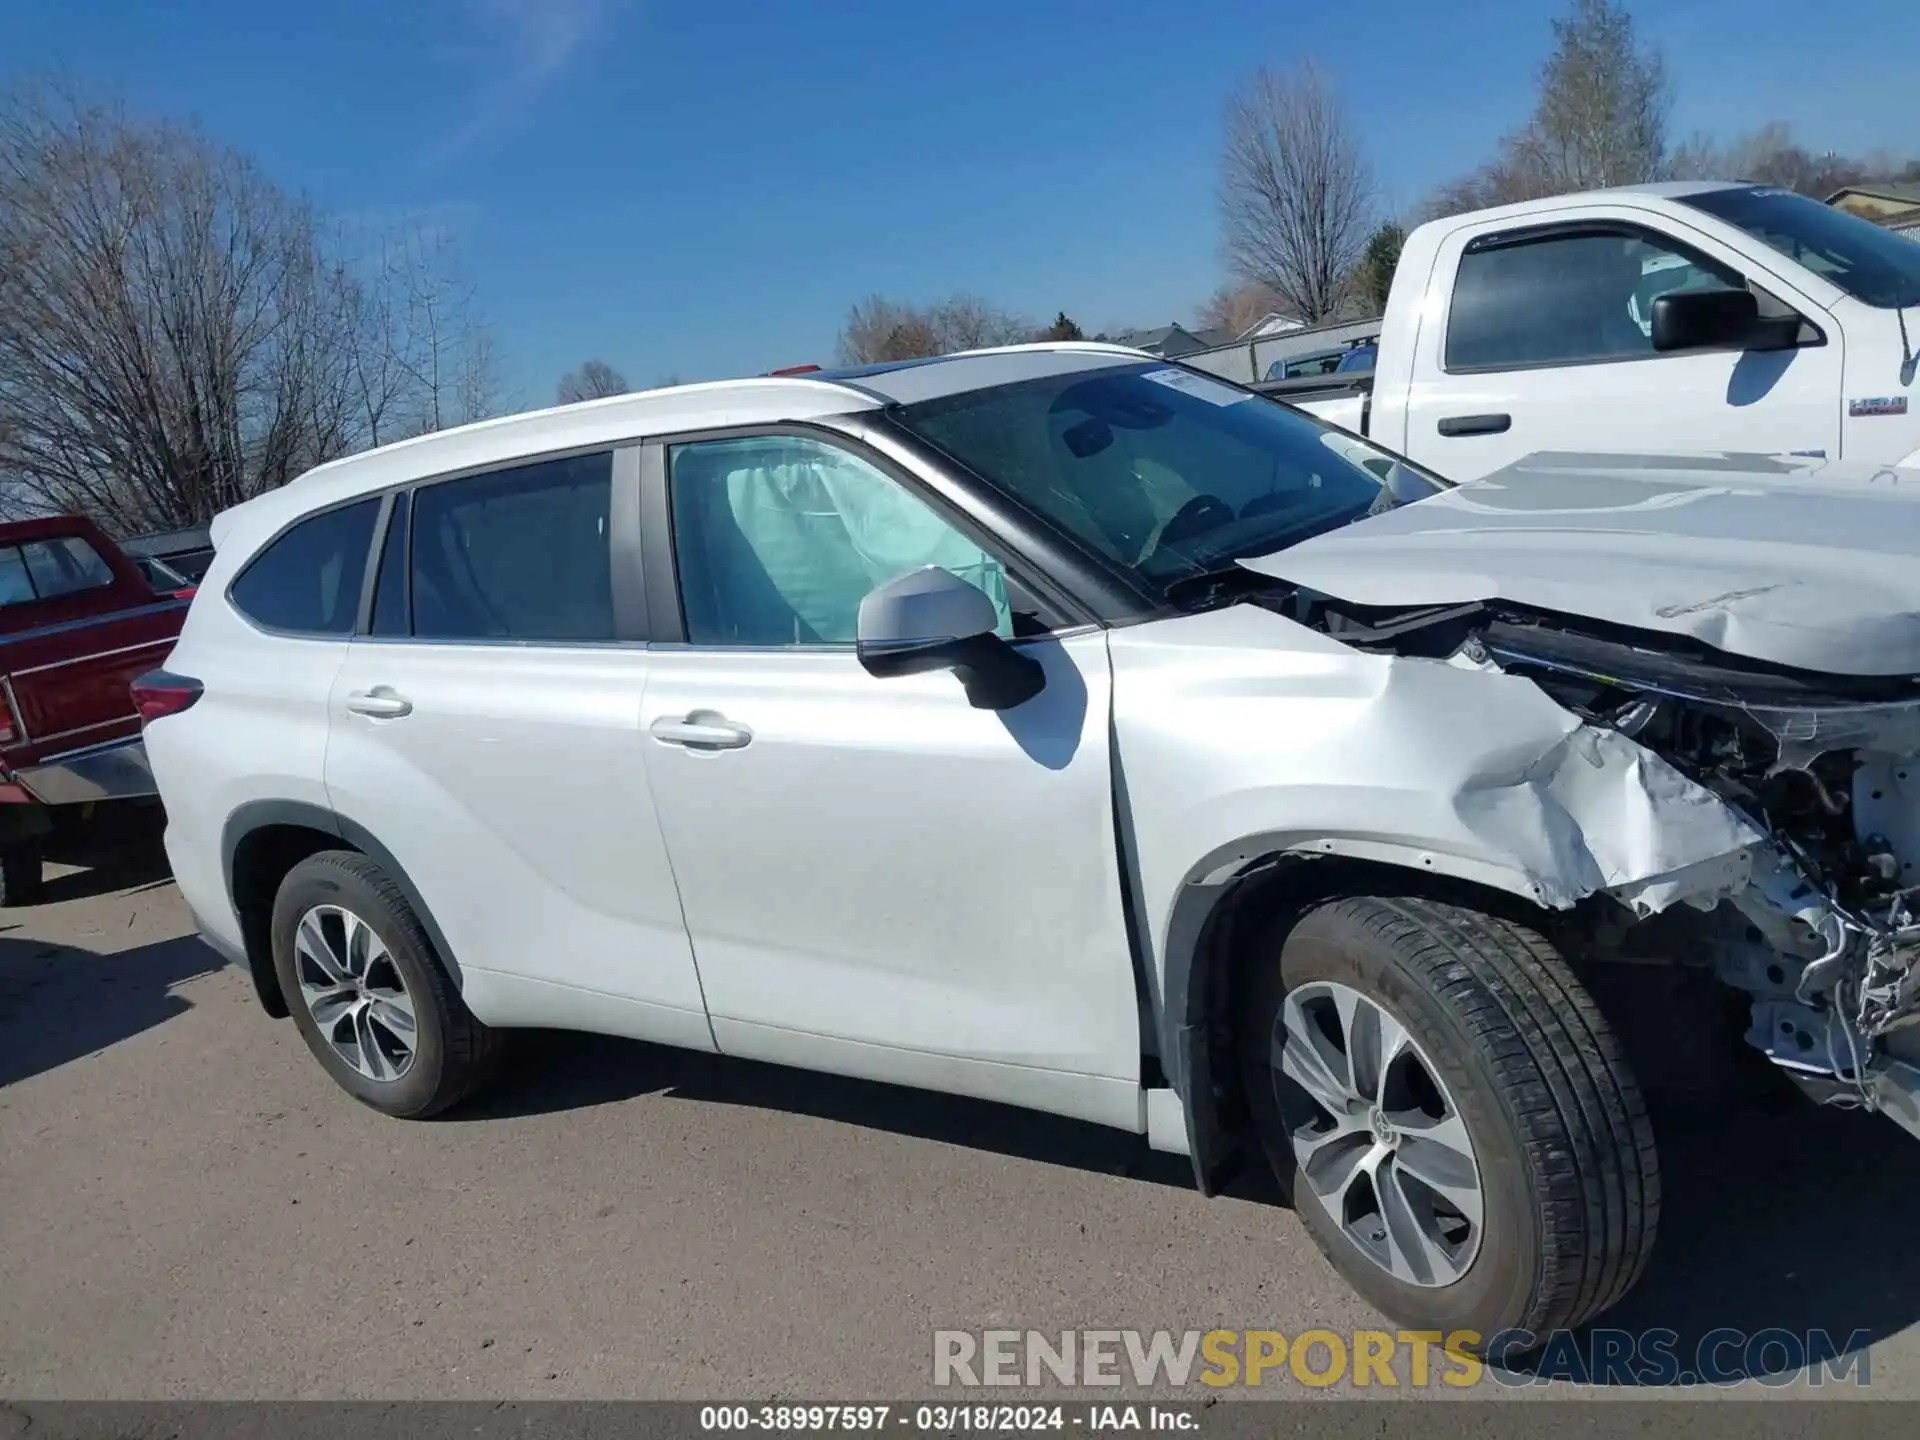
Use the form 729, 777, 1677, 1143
228, 499, 380, 635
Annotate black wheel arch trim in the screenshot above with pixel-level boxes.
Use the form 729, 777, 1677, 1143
220, 800, 466, 1009
1157, 850, 1564, 1199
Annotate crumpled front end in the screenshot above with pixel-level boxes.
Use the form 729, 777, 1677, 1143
1417, 607, 1920, 1134
1114, 597, 1920, 1142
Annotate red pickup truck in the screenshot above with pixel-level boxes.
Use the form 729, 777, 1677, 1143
0, 515, 190, 904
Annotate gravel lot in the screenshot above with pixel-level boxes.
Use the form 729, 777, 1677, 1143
3, 814, 1918, 1402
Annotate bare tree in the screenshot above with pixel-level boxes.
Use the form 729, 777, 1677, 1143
1218, 62, 1375, 324
0, 87, 508, 529
926, 294, 1032, 351
454, 323, 503, 428
556, 358, 629, 404
1196, 281, 1288, 336
0, 87, 363, 531
1522, 0, 1669, 190
383, 229, 499, 437
1424, 0, 1671, 216
1669, 121, 1919, 197
836, 294, 1031, 364
339, 242, 412, 451
838, 296, 940, 364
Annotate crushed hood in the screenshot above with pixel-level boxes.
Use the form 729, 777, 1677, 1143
1241, 451, 1920, 677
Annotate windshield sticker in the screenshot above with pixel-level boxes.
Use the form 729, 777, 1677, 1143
1140, 367, 1250, 406
1849, 396, 1910, 418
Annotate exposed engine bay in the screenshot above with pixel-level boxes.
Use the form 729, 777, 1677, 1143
1299, 589, 1920, 1133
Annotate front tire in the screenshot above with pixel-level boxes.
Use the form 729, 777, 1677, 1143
1240, 894, 1659, 1348
271, 850, 501, 1117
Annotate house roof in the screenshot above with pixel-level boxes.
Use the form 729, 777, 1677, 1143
1111, 324, 1200, 351
1826, 182, 1920, 208
1238, 312, 1306, 341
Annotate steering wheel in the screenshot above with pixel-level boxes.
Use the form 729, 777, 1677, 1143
1155, 494, 1236, 549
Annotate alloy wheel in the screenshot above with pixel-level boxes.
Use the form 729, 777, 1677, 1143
293, 903, 418, 1082
1271, 980, 1483, 1287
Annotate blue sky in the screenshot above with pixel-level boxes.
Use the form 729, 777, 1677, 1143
7, 0, 1915, 405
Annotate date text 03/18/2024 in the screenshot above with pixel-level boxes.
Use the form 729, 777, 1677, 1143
699, 1405, 1193, 1433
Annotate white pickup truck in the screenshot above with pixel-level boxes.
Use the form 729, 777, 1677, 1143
1276, 181, 1920, 479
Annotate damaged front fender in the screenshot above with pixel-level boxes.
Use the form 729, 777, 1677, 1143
1109, 605, 1767, 1021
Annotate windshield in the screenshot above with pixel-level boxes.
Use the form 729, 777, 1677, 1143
1682, 186, 1920, 309
894, 361, 1443, 593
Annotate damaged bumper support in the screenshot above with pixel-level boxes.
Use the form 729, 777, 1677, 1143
1514, 682, 1920, 1136
1425, 645, 1920, 1137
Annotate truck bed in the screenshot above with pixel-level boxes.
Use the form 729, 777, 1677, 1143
2, 598, 189, 772
1253, 374, 1371, 433
0, 516, 192, 806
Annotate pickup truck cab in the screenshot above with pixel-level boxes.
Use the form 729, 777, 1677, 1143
0, 515, 190, 903
1285, 181, 1920, 480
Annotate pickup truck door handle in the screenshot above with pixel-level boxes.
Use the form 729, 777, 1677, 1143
345, 687, 413, 719
649, 712, 753, 751
1437, 412, 1512, 437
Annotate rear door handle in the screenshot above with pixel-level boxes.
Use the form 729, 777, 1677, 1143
1437, 412, 1511, 437
649, 712, 752, 751
345, 687, 413, 719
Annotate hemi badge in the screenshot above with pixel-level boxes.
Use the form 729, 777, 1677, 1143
1849, 395, 1910, 417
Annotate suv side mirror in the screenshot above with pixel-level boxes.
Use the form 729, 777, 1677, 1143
1651, 289, 1797, 353
856, 567, 1044, 711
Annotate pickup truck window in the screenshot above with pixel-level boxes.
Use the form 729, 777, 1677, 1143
1267, 350, 1346, 380
229, 498, 379, 636
1447, 228, 1742, 371
1682, 185, 1920, 310
0, 536, 117, 606
896, 361, 1441, 592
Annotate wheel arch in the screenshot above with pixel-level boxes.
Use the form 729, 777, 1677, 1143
1157, 837, 1570, 1197
221, 800, 463, 1017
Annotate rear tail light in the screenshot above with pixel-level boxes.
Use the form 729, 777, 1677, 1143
131, 668, 203, 725
0, 689, 15, 746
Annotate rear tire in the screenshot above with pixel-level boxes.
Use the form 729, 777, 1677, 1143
1239, 894, 1659, 1350
271, 850, 502, 1117
0, 844, 44, 907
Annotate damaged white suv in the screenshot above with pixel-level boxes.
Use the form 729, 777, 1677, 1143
143, 344, 1920, 1347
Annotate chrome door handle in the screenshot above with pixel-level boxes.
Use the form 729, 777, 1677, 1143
346, 687, 413, 719
648, 712, 752, 750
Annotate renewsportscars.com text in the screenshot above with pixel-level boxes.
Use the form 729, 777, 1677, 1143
933, 1327, 1872, 1389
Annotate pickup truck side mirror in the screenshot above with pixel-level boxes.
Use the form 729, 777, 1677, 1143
1651, 289, 1798, 354
856, 566, 1044, 711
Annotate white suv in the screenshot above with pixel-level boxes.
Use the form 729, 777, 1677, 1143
142, 343, 1920, 1348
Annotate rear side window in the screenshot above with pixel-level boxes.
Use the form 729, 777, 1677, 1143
229, 499, 379, 635
1445, 228, 1741, 371
409, 452, 613, 642
0, 536, 118, 606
